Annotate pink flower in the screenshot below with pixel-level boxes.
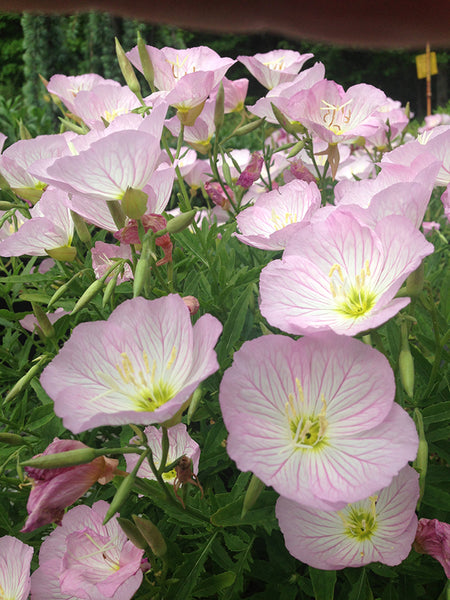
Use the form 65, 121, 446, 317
238, 49, 313, 89
47, 73, 112, 113
91, 241, 133, 283
219, 333, 418, 510
413, 518, 450, 577
237, 152, 264, 189
288, 79, 387, 144
284, 158, 316, 184
40, 295, 222, 434
422, 221, 440, 235
71, 83, 142, 128
165, 98, 216, 153
0, 536, 33, 600
210, 77, 249, 113
126, 423, 200, 483
260, 211, 434, 336
21, 438, 118, 532
235, 180, 321, 251
442, 185, 450, 223
0, 187, 74, 257
276, 466, 419, 569
30, 500, 145, 600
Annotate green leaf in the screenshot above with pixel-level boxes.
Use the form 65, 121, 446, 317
210, 491, 277, 533
216, 283, 253, 366
422, 402, 450, 426
309, 567, 336, 600
348, 569, 373, 600
193, 571, 236, 598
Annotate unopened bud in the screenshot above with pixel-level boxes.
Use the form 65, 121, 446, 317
271, 103, 299, 135
214, 82, 225, 131
0, 433, 30, 446
121, 187, 148, 219
406, 262, 424, 297
115, 37, 142, 100
21, 447, 97, 469
399, 321, 414, 399
46, 245, 77, 262
11, 187, 44, 204
71, 277, 106, 315
31, 302, 55, 338
166, 210, 196, 234
5, 355, 48, 403
117, 517, 148, 549
187, 386, 203, 424
133, 515, 167, 558
18, 120, 32, 140
413, 408, 428, 508
286, 139, 306, 159
71, 210, 91, 244
233, 118, 264, 137
241, 473, 265, 518
137, 32, 155, 91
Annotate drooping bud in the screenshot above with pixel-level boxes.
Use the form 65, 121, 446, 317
70, 210, 91, 245
46, 245, 77, 262
107, 199, 126, 230
405, 262, 424, 297
132, 515, 167, 558
241, 473, 265, 518
117, 517, 148, 550
121, 187, 148, 219
115, 37, 143, 101
237, 152, 264, 189
413, 519, 450, 577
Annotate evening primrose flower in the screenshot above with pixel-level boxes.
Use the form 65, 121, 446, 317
235, 180, 321, 251
238, 49, 313, 89
126, 423, 200, 483
0, 536, 33, 600
30, 501, 144, 600
260, 210, 434, 336
40, 295, 222, 434
219, 333, 418, 510
276, 466, 419, 569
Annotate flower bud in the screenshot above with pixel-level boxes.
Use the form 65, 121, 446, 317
115, 37, 142, 101
413, 408, 428, 507
187, 386, 203, 424
132, 515, 167, 558
233, 118, 265, 137
241, 473, 265, 518
71, 277, 106, 315
182, 295, 200, 315
46, 245, 77, 262
137, 32, 155, 91
31, 302, 55, 338
405, 262, 424, 297
166, 210, 197, 234
121, 187, 148, 219
70, 210, 91, 244
399, 321, 414, 399
117, 517, 148, 550
11, 187, 44, 204
271, 103, 299, 135
286, 139, 306, 159
0, 432, 30, 446
21, 447, 97, 469
214, 82, 225, 131
5, 355, 48, 403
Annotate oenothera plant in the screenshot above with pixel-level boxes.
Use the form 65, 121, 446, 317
0, 38, 448, 600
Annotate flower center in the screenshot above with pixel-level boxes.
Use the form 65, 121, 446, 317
320, 98, 353, 134
329, 261, 377, 319
270, 208, 299, 231
97, 347, 178, 412
285, 378, 328, 450
341, 496, 378, 541
263, 56, 286, 71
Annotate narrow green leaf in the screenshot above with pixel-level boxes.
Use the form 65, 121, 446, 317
217, 284, 253, 365
309, 567, 337, 600
193, 571, 236, 598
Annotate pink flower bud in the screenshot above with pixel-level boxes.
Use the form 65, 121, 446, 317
204, 181, 234, 210
21, 438, 118, 532
413, 518, 450, 577
237, 151, 264, 189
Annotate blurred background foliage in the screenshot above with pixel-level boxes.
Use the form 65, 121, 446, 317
0, 11, 448, 140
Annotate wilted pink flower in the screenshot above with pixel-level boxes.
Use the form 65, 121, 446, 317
114, 213, 172, 265
31, 500, 145, 600
91, 241, 133, 283
277, 466, 419, 569
235, 180, 321, 251
237, 152, 264, 189
260, 211, 434, 336
413, 518, 450, 577
0, 536, 33, 600
40, 295, 222, 434
182, 295, 200, 315
126, 423, 200, 483
284, 158, 316, 184
0, 187, 74, 258
238, 49, 313, 89
219, 333, 418, 510
21, 438, 118, 532
204, 181, 234, 210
